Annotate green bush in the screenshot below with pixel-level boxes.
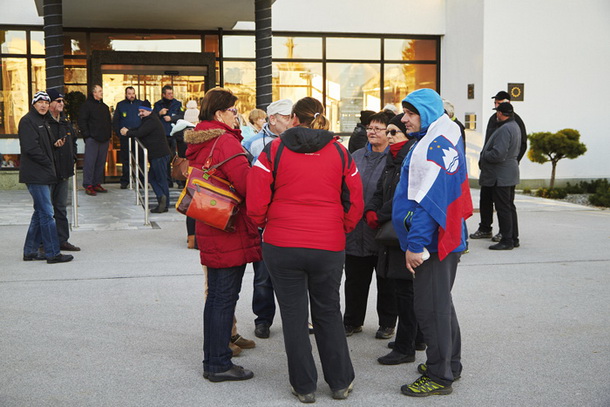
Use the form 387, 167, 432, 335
589, 179, 610, 207
535, 188, 568, 199
522, 187, 532, 195
564, 180, 606, 194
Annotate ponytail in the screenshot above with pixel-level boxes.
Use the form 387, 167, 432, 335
292, 97, 330, 130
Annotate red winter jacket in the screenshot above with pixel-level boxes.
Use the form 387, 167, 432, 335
185, 120, 261, 268
246, 127, 364, 251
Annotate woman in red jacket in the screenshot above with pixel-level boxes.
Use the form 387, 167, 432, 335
184, 87, 261, 382
247, 97, 364, 403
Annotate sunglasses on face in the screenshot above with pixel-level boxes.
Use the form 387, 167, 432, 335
385, 129, 403, 136
225, 108, 238, 115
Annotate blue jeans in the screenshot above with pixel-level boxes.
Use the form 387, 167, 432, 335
252, 259, 276, 326
148, 155, 170, 204
24, 184, 60, 259
203, 264, 245, 373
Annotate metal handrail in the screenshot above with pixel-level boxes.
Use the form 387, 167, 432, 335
71, 162, 79, 229
128, 138, 150, 226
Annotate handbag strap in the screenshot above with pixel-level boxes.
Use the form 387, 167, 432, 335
201, 134, 247, 176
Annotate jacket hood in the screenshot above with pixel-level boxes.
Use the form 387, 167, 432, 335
281, 127, 335, 153
402, 88, 444, 138
184, 120, 241, 145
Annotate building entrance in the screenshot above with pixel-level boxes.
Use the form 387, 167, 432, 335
101, 65, 206, 179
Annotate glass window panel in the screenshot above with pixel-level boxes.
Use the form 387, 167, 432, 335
0, 58, 29, 134
384, 63, 437, 107
30, 31, 45, 55
90, 33, 201, 52
31, 58, 46, 97
222, 36, 255, 58
64, 58, 87, 84
63, 32, 87, 55
326, 38, 380, 60
1, 31, 27, 54
384, 39, 437, 61
223, 61, 256, 113
272, 62, 323, 104
326, 63, 380, 133
273, 37, 322, 59
204, 35, 219, 58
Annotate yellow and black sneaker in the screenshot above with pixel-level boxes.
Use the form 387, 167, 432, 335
417, 363, 461, 380
401, 375, 452, 397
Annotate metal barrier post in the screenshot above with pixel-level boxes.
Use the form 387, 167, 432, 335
143, 144, 149, 226
130, 138, 150, 226
71, 162, 79, 229
128, 137, 133, 190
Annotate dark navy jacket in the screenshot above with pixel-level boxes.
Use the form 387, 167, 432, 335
113, 98, 142, 133
153, 98, 183, 137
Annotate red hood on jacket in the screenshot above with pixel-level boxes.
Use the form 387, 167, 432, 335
183, 120, 242, 160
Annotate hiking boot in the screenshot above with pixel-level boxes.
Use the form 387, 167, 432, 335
85, 186, 97, 196
60, 242, 81, 251
229, 342, 241, 357
469, 229, 492, 239
375, 326, 395, 339
291, 387, 316, 403
93, 184, 107, 193
231, 334, 255, 349
255, 323, 270, 339
344, 325, 362, 337
489, 242, 514, 250
401, 375, 452, 397
331, 381, 354, 400
23, 253, 46, 261
417, 363, 461, 380
492, 233, 502, 242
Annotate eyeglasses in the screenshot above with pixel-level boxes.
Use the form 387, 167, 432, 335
366, 127, 386, 133
385, 129, 403, 136
225, 108, 238, 115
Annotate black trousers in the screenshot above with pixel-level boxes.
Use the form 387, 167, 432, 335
393, 279, 424, 355
413, 252, 462, 386
478, 185, 494, 232
343, 255, 398, 328
263, 243, 355, 394
492, 185, 519, 244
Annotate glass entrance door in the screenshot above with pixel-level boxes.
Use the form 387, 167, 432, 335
101, 64, 206, 179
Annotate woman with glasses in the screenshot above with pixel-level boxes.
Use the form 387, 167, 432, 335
365, 113, 425, 365
343, 112, 399, 341
184, 87, 261, 382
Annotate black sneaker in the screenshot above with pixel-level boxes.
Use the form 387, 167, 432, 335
291, 387, 316, 403
254, 323, 270, 339
492, 233, 502, 242
207, 365, 254, 382
377, 350, 415, 365
489, 242, 514, 250
23, 253, 46, 261
375, 326, 395, 339
401, 375, 452, 397
344, 325, 362, 337
469, 229, 492, 239
47, 254, 74, 264
331, 381, 354, 400
417, 363, 461, 380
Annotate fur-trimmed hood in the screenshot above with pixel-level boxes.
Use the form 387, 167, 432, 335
183, 120, 242, 144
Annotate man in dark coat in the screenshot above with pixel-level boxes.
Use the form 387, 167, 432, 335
478, 102, 521, 250
348, 110, 375, 153
112, 86, 142, 189
19, 91, 73, 264
153, 85, 183, 187
78, 84, 111, 196
46, 89, 80, 252
121, 100, 171, 213
470, 90, 527, 242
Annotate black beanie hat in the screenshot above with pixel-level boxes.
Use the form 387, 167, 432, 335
401, 101, 420, 116
389, 113, 408, 135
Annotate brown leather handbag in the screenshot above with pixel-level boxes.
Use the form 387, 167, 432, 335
171, 155, 189, 180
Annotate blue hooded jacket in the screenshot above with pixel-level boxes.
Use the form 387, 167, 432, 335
392, 88, 468, 254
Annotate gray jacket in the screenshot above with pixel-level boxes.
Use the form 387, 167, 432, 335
479, 118, 521, 187
345, 145, 388, 257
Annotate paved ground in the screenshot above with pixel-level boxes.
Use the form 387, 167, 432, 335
1, 185, 609, 406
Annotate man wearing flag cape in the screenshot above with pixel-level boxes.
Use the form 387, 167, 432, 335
392, 88, 473, 397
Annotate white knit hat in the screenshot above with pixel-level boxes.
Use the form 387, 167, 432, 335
32, 91, 51, 105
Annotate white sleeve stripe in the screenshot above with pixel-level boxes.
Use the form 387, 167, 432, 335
253, 159, 271, 173
350, 167, 359, 177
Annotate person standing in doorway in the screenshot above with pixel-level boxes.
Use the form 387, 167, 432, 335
78, 84, 111, 196
112, 86, 142, 189
46, 89, 80, 252
153, 85, 183, 188
19, 91, 73, 264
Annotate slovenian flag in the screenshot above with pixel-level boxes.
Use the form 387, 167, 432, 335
407, 114, 473, 260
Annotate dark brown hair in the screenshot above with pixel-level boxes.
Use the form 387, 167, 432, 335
292, 97, 329, 130
368, 111, 391, 126
199, 87, 238, 121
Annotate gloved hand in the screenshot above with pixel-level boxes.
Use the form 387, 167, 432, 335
365, 211, 379, 229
